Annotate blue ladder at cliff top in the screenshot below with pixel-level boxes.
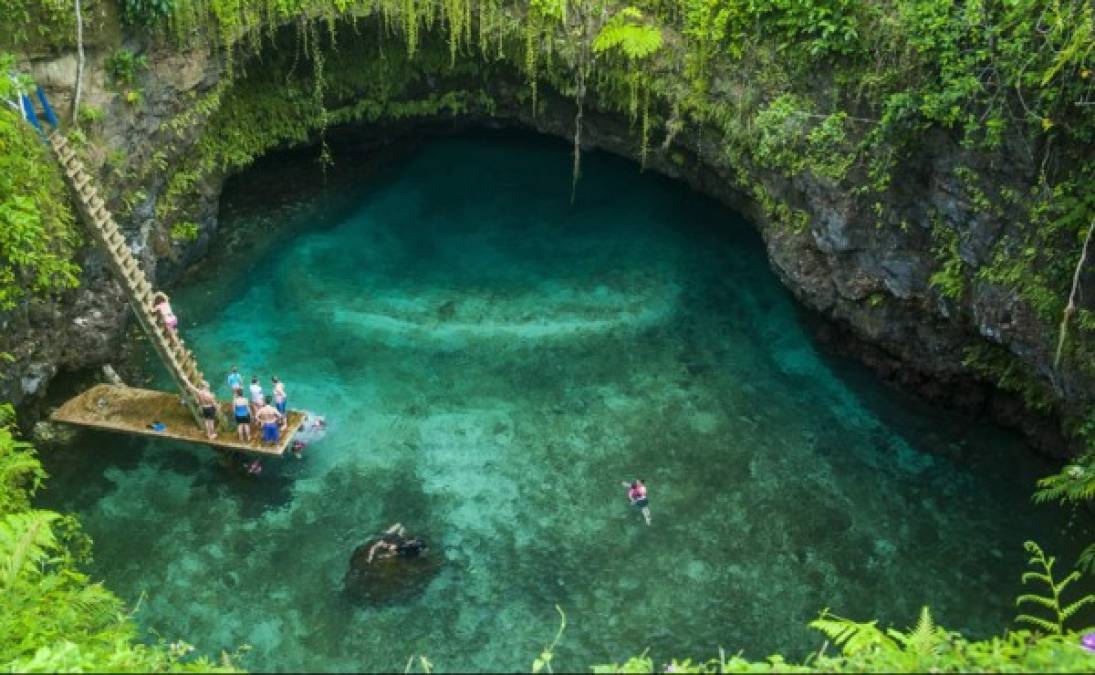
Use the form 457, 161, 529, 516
13, 84, 302, 456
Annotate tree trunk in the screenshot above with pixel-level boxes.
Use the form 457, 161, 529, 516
1054, 219, 1095, 370
72, 0, 84, 123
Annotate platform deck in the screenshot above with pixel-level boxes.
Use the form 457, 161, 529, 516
51, 384, 304, 456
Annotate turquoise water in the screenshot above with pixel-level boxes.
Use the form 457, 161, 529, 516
39, 131, 1089, 671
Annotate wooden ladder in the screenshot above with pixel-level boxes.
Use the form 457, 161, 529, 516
49, 132, 209, 428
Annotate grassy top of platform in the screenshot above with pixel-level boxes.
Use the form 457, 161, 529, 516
51, 383, 303, 456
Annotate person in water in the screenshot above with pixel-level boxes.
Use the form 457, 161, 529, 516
249, 376, 264, 419
272, 376, 288, 429
187, 381, 218, 440
227, 366, 243, 395
232, 387, 251, 442
622, 479, 651, 525
255, 398, 282, 446
366, 523, 427, 563
152, 292, 178, 333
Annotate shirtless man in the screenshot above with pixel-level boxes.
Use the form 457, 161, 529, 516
187, 381, 218, 440
255, 399, 283, 446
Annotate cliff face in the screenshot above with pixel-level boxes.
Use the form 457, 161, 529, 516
1, 37, 224, 407
3, 14, 1092, 454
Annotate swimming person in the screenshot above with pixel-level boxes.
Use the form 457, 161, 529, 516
227, 366, 243, 395
272, 376, 287, 429
365, 523, 427, 563
255, 399, 282, 446
249, 376, 264, 418
187, 381, 218, 440
232, 388, 251, 442
152, 292, 178, 333
622, 479, 651, 525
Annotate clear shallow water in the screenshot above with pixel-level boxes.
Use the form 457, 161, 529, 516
39, 131, 1090, 671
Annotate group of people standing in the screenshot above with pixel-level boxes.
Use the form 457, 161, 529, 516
227, 367, 289, 446
149, 293, 289, 447
183, 366, 289, 447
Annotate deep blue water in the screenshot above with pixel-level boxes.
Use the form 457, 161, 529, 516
38, 131, 1089, 671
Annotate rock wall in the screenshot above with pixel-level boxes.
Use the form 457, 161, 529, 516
0, 35, 225, 409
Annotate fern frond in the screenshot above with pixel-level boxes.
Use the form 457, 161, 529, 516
592, 7, 662, 60
1053, 570, 1080, 595
809, 610, 890, 656
1060, 595, 1095, 620
1020, 571, 1052, 585
1015, 614, 1059, 633
1, 511, 61, 588
1077, 543, 1095, 574
1015, 593, 1056, 610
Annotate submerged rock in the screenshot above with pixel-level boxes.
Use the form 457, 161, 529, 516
343, 536, 440, 603
32, 420, 76, 446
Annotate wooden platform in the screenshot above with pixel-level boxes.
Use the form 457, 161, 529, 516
51, 384, 305, 456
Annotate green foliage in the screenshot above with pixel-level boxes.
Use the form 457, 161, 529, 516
123, 0, 176, 26
531, 605, 566, 674
105, 49, 149, 88
1035, 456, 1095, 509
594, 604, 1095, 672
0, 0, 75, 49
962, 344, 1053, 412
77, 104, 106, 127
1015, 541, 1095, 635
592, 8, 663, 60
169, 221, 201, 242
928, 222, 965, 300
0, 406, 243, 672
0, 57, 82, 311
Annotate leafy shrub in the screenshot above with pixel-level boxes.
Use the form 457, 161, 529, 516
0, 56, 81, 311
122, 0, 175, 26
169, 221, 201, 242
105, 48, 149, 87
77, 104, 105, 126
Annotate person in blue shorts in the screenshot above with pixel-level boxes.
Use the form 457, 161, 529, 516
255, 398, 282, 446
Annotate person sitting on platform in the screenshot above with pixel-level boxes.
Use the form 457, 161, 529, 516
186, 381, 218, 440
232, 387, 251, 442
255, 398, 283, 446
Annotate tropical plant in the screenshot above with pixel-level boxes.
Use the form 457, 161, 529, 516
0, 404, 241, 672
1016, 541, 1095, 635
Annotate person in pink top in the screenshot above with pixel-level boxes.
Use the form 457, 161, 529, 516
152, 292, 178, 332
622, 478, 651, 525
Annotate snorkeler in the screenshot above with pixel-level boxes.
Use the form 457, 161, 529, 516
366, 523, 427, 563
622, 479, 651, 525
